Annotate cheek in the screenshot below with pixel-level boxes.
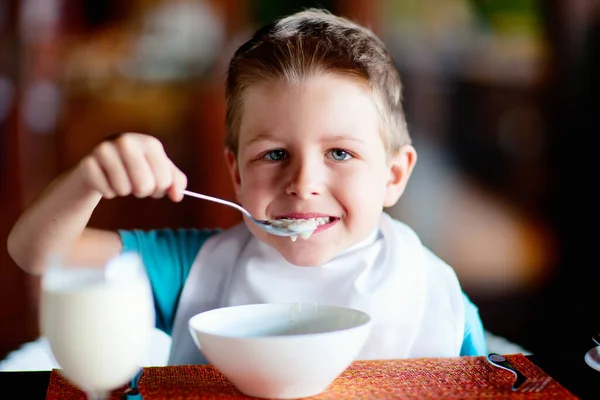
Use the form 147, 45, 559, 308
337, 163, 387, 195
334, 165, 388, 217
238, 166, 281, 202
242, 165, 279, 188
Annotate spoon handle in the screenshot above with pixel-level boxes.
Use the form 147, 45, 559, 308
593, 333, 600, 347
182, 190, 251, 218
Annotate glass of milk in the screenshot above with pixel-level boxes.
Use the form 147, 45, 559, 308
40, 252, 155, 399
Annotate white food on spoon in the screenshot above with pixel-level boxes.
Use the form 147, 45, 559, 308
268, 217, 332, 241
299, 231, 312, 239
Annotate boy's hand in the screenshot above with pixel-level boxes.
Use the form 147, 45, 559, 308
77, 133, 187, 202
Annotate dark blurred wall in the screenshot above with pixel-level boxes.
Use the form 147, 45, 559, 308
0, 0, 38, 360
532, 0, 600, 359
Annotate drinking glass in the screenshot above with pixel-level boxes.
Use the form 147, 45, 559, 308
40, 252, 155, 399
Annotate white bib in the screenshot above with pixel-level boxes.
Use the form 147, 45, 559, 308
168, 212, 464, 365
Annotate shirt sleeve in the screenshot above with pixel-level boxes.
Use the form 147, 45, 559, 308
460, 292, 487, 356
118, 228, 219, 336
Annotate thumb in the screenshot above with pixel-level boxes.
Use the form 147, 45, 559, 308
167, 163, 187, 202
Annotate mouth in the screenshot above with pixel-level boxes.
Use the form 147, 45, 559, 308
270, 214, 339, 242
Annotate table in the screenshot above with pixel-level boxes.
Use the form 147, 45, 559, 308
1, 353, 597, 399
530, 350, 598, 399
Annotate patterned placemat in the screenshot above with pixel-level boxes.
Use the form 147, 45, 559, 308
45, 354, 579, 399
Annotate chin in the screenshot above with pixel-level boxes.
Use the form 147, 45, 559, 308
280, 250, 333, 267
248, 224, 345, 266
269, 239, 336, 267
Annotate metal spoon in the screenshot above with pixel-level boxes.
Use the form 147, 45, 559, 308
586, 335, 600, 373
486, 353, 528, 391
182, 190, 317, 237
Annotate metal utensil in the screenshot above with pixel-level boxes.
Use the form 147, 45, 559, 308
585, 346, 600, 372
486, 353, 551, 392
592, 333, 600, 347
182, 189, 317, 237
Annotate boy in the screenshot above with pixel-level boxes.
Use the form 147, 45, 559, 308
7, 9, 486, 365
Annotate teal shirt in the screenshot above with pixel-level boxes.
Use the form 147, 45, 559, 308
119, 228, 487, 356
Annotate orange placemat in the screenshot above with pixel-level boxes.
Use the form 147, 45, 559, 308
45, 354, 578, 399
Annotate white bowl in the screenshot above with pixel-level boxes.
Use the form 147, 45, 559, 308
188, 303, 372, 399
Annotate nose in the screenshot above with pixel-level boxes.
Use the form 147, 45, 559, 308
285, 157, 323, 198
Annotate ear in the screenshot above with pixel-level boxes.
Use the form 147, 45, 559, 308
224, 148, 243, 201
383, 144, 417, 207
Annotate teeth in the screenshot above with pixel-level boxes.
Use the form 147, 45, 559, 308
271, 217, 332, 228
290, 235, 298, 242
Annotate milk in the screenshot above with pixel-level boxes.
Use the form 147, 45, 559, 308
40, 256, 154, 392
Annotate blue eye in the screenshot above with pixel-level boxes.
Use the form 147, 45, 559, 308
329, 149, 352, 161
263, 149, 288, 161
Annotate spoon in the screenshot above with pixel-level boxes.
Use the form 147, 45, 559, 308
181, 190, 318, 237
486, 353, 528, 391
585, 334, 600, 373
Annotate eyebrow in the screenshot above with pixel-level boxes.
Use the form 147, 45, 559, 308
243, 132, 281, 146
244, 132, 367, 146
323, 135, 366, 145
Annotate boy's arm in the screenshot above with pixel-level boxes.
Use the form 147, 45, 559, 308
460, 292, 488, 356
7, 167, 122, 275
7, 133, 187, 276
119, 228, 219, 334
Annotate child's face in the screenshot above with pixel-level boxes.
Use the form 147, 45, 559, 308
225, 73, 416, 266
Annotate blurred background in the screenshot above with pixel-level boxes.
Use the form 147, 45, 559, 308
0, 0, 597, 365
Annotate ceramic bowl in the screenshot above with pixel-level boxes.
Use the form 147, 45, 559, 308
188, 302, 372, 399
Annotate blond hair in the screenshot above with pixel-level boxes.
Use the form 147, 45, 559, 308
225, 8, 409, 156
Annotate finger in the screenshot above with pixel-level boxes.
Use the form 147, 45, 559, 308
115, 135, 156, 198
92, 142, 132, 196
167, 162, 188, 202
78, 156, 117, 199
144, 141, 174, 199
